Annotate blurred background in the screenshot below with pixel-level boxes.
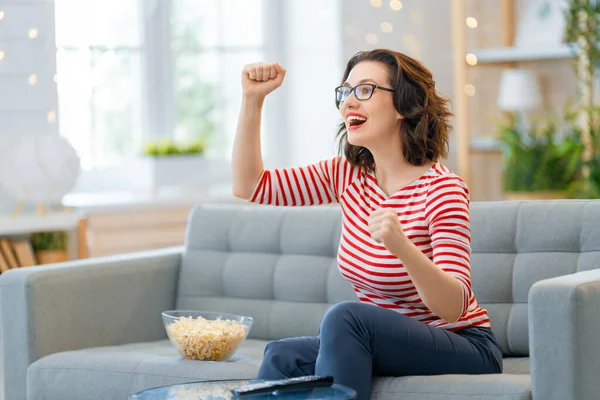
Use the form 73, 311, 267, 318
0, 0, 598, 264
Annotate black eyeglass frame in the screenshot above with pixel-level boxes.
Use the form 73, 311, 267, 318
334, 83, 395, 103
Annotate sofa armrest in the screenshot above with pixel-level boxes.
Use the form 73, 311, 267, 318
0, 246, 182, 400
529, 268, 600, 400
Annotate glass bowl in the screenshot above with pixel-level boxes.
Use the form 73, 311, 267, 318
162, 310, 253, 361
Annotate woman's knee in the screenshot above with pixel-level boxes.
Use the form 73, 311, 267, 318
320, 301, 371, 337
259, 340, 295, 378
261, 338, 317, 378
263, 340, 290, 364
320, 301, 413, 342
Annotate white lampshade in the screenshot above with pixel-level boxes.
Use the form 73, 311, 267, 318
0, 134, 81, 204
497, 69, 542, 111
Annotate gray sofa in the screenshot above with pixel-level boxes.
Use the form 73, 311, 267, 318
1, 200, 600, 400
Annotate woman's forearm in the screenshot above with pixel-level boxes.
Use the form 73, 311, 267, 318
391, 239, 464, 323
231, 95, 266, 199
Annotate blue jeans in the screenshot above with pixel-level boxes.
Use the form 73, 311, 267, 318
257, 301, 503, 400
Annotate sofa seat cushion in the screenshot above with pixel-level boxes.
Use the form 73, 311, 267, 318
369, 358, 530, 399
503, 358, 530, 375
28, 338, 531, 400
27, 339, 267, 400
371, 374, 531, 400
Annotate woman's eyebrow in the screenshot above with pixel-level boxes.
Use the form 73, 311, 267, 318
343, 78, 378, 86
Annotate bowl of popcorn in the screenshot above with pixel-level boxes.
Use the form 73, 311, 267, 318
162, 311, 253, 361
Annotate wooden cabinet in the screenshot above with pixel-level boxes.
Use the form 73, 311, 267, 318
86, 207, 191, 257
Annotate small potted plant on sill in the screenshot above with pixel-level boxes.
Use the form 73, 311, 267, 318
30, 231, 69, 264
133, 138, 211, 191
499, 112, 583, 201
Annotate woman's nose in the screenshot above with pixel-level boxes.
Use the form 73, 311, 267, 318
343, 91, 360, 108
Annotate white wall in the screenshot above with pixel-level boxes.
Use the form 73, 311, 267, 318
341, 0, 453, 96
269, 0, 456, 170
0, 0, 59, 212
340, 0, 456, 170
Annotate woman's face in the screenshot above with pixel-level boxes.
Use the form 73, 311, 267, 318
338, 61, 402, 148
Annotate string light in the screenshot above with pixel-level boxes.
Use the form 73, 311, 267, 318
370, 0, 383, 8
466, 17, 478, 28
380, 22, 393, 33
365, 33, 378, 45
47, 111, 57, 123
28, 74, 37, 85
0, 51, 4, 61
464, 84, 476, 96
466, 53, 478, 66
0, 10, 5, 20
29, 28, 38, 39
53, 73, 58, 83
389, 0, 403, 11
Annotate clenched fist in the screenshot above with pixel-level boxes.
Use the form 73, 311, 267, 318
367, 208, 408, 256
242, 62, 286, 99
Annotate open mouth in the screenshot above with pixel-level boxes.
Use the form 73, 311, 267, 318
347, 115, 367, 129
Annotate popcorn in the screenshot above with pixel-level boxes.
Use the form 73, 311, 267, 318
167, 381, 250, 399
166, 316, 248, 361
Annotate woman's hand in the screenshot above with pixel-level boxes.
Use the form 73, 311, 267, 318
368, 207, 466, 323
242, 62, 286, 99
367, 208, 409, 256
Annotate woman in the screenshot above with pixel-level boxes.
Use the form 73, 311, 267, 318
231, 49, 502, 400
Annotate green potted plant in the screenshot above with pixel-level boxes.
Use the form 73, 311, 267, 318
30, 231, 69, 264
499, 112, 583, 200
564, 0, 600, 198
142, 138, 207, 157
134, 138, 210, 191
565, 106, 600, 197
499, 0, 600, 200
133, 62, 215, 191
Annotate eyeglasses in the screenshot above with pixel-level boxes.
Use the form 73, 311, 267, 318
335, 83, 395, 103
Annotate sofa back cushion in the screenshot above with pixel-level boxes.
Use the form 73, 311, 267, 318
177, 201, 600, 357
176, 205, 357, 341
470, 201, 600, 356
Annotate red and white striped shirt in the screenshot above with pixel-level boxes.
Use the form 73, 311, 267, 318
250, 157, 490, 331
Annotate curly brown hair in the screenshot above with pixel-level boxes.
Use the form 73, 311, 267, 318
335, 49, 453, 171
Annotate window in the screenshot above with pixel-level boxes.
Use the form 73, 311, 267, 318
54, 0, 266, 172
170, 0, 266, 158
54, 0, 143, 171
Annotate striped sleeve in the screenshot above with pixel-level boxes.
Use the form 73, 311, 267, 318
425, 176, 473, 318
248, 157, 358, 206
